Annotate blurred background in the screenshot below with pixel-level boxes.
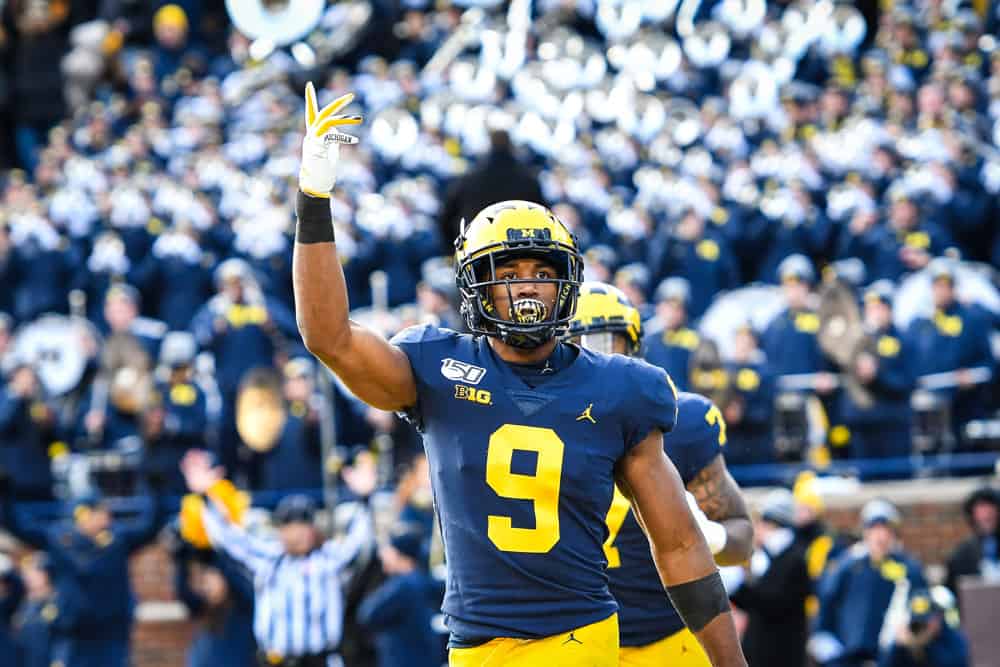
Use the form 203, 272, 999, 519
0, 0, 1000, 665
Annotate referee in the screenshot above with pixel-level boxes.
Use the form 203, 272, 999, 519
181, 450, 374, 667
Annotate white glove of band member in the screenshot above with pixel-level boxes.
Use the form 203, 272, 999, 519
299, 81, 362, 198
685, 491, 728, 555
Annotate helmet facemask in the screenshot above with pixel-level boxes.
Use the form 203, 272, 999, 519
457, 244, 582, 349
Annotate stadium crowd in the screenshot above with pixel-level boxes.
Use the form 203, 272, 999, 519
0, 0, 999, 664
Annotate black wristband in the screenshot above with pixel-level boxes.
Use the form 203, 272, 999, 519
295, 190, 335, 244
666, 570, 730, 633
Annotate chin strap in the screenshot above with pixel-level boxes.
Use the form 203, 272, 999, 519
497, 325, 555, 350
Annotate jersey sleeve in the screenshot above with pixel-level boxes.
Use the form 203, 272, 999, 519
671, 394, 726, 484
619, 357, 679, 451
389, 323, 455, 427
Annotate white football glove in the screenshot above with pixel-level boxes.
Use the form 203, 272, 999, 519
685, 490, 728, 555
299, 81, 362, 198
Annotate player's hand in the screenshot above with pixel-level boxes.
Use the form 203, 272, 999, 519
299, 82, 362, 198
685, 491, 727, 555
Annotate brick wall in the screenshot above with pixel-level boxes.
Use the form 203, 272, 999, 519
115, 477, 990, 666
824, 497, 972, 567
130, 547, 194, 667
132, 619, 194, 667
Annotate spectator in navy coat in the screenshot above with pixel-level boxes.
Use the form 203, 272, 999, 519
358, 522, 445, 667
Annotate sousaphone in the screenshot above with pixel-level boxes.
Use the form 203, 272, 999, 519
817, 277, 876, 409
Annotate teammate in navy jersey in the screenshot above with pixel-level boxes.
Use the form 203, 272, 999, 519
292, 83, 745, 667
567, 282, 753, 666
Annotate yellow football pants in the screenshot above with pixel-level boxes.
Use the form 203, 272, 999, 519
618, 628, 710, 667
449, 614, 619, 667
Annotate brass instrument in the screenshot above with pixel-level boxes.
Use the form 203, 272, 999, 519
816, 277, 876, 410
102, 332, 156, 415
9, 313, 94, 397
224, 0, 370, 65
235, 367, 287, 453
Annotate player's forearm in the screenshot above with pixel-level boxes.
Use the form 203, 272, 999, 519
693, 612, 748, 667
659, 554, 746, 667
293, 191, 352, 362
715, 518, 754, 566
652, 526, 717, 587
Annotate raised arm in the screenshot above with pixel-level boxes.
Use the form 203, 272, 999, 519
292, 82, 416, 411
201, 503, 282, 577
121, 494, 162, 554
686, 455, 753, 566
320, 456, 376, 572
619, 431, 747, 667
0, 495, 50, 550
181, 450, 282, 576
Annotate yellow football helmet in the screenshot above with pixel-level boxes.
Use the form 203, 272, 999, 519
455, 200, 582, 348
565, 281, 643, 355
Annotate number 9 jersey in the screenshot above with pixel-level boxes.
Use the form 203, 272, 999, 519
391, 323, 678, 645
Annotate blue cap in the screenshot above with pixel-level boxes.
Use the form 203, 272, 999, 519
388, 521, 427, 564
861, 498, 901, 528
73, 490, 107, 511
827, 258, 867, 288
864, 280, 895, 306
420, 258, 457, 298
760, 489, 796, 527
105, 283, 140, 305
907, 588, 942, 624
273, 494, 317, 526
928, 257, 956, 284
585, 244, 618, 268
615, 263, 651, 291
160, 331, 197, 367
283, 356, 315, 380
214, 258, 253, 288
655, 276, 691, 304
778, 254, 815, 284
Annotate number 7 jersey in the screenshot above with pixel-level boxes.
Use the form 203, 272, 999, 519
604, 391, 726, 648
392, 324, 678, 644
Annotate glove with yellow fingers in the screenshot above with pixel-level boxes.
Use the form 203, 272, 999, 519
299, 81, 363, 198
685, 490, 728, 556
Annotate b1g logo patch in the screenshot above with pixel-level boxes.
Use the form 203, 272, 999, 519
454, 385, 492, 405
441, 358, 486, 385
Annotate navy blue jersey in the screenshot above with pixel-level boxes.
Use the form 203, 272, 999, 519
391, 324, 678, 643
605, 392, 725, 647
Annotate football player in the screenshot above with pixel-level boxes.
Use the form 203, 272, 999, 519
292, 84, 746, 666
566, 282, 753, 666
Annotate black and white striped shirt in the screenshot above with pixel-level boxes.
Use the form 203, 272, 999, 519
202, 502, 372, 659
